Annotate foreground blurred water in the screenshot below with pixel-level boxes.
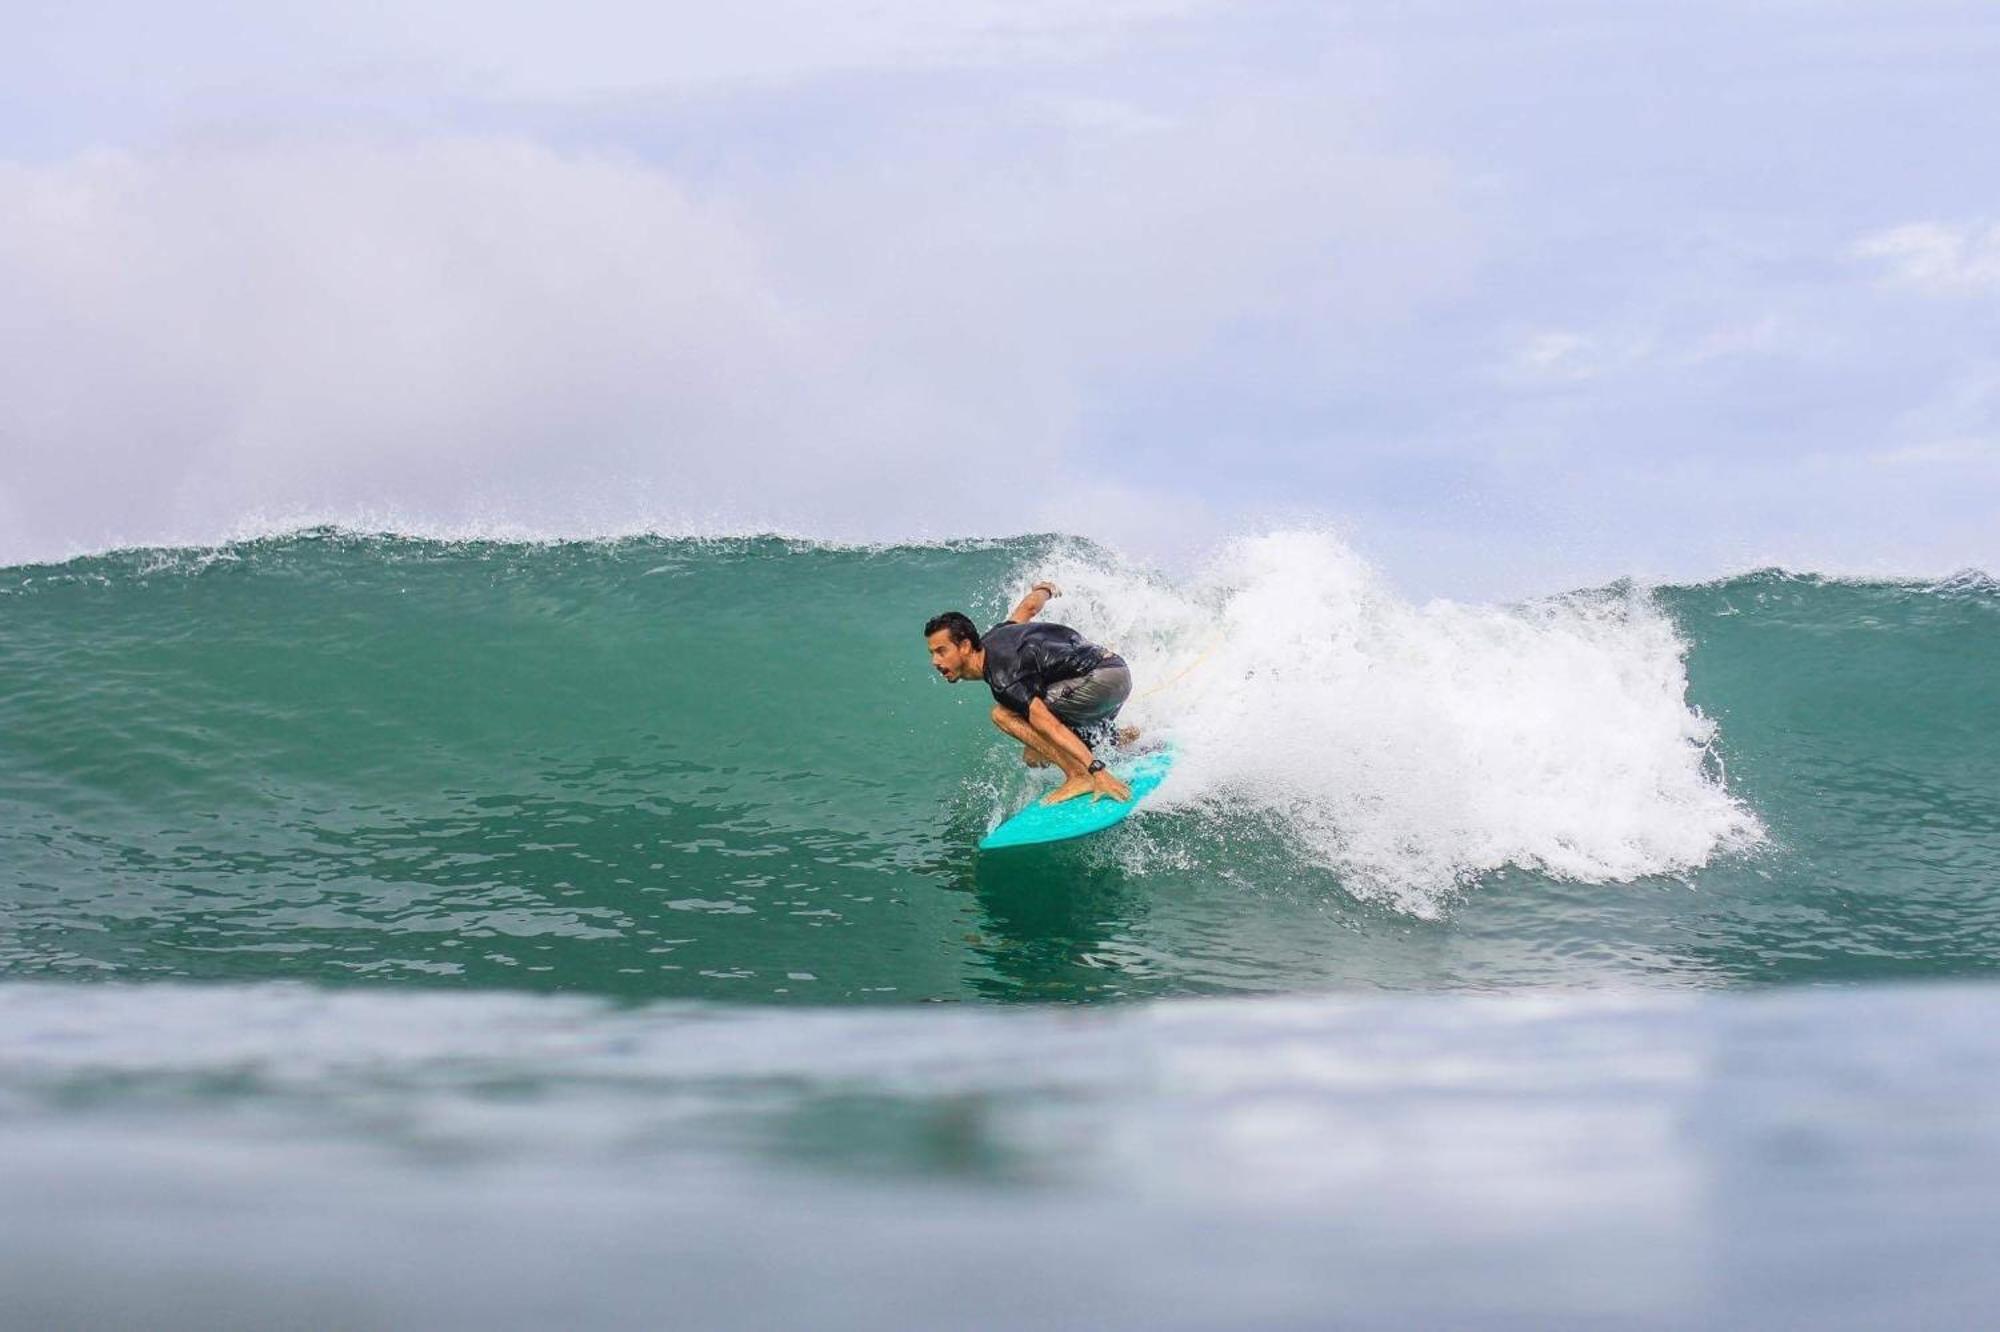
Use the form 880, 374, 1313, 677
4, 981, 1998, 1330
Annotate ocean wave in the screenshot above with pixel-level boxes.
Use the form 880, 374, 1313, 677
4, 525, 1998, 998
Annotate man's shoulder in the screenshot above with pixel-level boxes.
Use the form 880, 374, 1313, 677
988, 619, 1074, 640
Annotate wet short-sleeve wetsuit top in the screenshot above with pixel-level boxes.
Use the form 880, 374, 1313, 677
981, 621, 1110, 717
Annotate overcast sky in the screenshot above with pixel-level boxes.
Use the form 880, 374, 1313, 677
5, 1, 1997, 594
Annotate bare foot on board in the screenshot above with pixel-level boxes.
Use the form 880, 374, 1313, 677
1041, 774, 1096, 804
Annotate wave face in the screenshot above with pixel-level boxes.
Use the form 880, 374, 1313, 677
2, 529, 1996, 1000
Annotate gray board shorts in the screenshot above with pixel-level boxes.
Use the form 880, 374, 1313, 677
1044, 657, 1132, 744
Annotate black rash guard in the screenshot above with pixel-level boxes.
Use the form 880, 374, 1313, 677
981, 621, 1112, 717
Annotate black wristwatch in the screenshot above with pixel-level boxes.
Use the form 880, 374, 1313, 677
1087, 759, 1106, 774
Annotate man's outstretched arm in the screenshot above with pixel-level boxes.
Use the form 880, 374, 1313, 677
1005, 580, 1060, 624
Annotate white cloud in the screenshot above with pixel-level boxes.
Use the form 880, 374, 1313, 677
1498, 328, 1669, 385
423, 0, 1224, 93
1498, 313, 1790, 389
1027, 95, 1178, 137
1678, 315, 1784, 366
1854, 221, 2000, 296
1869, 439, 2000, 467
0, 139, 1052, 562
1504, 331, 1603, 383
8, 1, 1225, 114
0, 116, 1466, 565
761, 90, 1470, 382
1866, 364, 2000, 469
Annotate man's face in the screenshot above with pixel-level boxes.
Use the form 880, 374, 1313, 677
927, 630, 975, 682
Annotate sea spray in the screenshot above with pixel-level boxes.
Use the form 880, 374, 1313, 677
1028, 530, 1763, 914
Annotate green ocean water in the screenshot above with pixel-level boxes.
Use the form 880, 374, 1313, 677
5, 529, 2000, 1328
3, 530, 1996, 1000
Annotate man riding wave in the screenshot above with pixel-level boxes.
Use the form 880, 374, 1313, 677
925, 580, 1135, 804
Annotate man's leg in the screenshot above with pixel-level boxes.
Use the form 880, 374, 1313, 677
1043, 666, 1132, 752
990, 705, 1076, 772
991, 704, 1124, 805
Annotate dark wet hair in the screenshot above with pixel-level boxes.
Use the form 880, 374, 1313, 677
924, 611, 980, 649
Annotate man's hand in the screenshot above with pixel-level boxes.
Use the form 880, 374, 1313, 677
1006, 580, 1062, 624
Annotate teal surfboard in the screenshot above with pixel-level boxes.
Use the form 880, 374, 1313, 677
978, 749, 1176, 851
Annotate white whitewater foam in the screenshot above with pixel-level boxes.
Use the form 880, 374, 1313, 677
1024, 530, 1763, 915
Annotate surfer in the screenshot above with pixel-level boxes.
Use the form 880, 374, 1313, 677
925, 582, 1135, 804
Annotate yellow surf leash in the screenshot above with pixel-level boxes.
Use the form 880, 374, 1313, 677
1124, 633, 1225, 703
